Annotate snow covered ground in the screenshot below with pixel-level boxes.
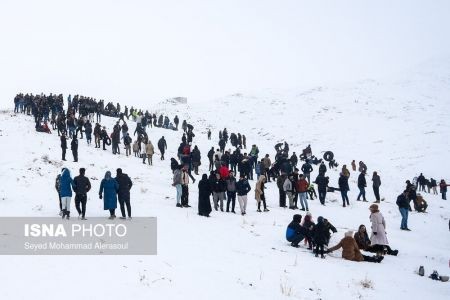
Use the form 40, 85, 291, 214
0, 61, 449, 299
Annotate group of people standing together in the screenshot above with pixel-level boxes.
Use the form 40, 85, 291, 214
55, 167, 133, 219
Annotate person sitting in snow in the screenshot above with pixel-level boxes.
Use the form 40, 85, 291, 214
354, 224, 398, 256
327, 231, 384, 263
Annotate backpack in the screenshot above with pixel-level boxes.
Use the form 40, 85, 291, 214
55, 174, 61, 192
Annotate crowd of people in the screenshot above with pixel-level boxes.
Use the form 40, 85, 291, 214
14, 92, 448, 265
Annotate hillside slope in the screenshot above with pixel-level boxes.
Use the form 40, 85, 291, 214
0, 63, 449, 299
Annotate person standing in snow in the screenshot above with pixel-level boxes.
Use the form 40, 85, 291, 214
71, 136, 78, 162
226, 171, 237, 213
123, 133, 132, 157
372, 171, 381, 203
158, 136, 167, 160
236, 173, 251, 215
172, 166, 183, 207
440, 179, 449, 200
277, 173, 287, 208
181, 166, 191, 208
198, 174, 212, 217
73, 168, 91, 220
368, 204, 389, 256
99, 171, 119, 219
55, 169, 64, 215
297, 174, 309, 211
60, 133, 67, 161
116, 168, 133, 219
211, 173, 227, 211
143, 140, 154, 165
284, 174, 295, 209
338, 173, 350, 207
396, 190, 411, 231
312, 216, 328, 258
301, 160, 313, 183
255, 175, 269, 212
314, 173, 329, 205
357, 171, 367, 202
59, 169, 74, 219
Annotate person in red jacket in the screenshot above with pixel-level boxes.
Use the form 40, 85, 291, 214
296, 174, 309, 211
219, 163, 230, 180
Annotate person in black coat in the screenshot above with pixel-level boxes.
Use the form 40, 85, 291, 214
314, 174, 329, 205
115, 168, 133, 219
312, 216, 328, 258
357, 171, 367, 201
71, 136, 78, 162
61, 133, 67, 161
301, 161, 313, 183
338, 173, 350, 207
158, 136, 167, 160
73, 168, 91, 219
198, 174, 212, 217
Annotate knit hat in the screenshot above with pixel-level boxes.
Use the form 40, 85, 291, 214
293, 214, 302, 223
345, 231, 353, 237
369, 204, 379, 211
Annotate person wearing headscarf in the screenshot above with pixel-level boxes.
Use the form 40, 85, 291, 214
99, 171, 119, 219
198, 174, 212, 217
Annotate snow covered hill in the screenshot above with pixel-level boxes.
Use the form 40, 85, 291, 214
0, 62, 449, 299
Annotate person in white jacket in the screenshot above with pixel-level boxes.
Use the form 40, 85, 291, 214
369, 204, 390, 256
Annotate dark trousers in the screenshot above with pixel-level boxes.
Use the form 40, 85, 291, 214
373, 186, 380, 201
76, 127, 83, 138
62, 148, 66, 160
226, 191, 236, 212
181, 185, 189, 206
109, 209, 115, 216
288, 234, 304, 246
209, 158, 213, 171
258, 195, 267, 210
341, 190, 349, 206
58, 193, 62, 210
72, 150, 78, 162
442, 191, 446, 200
119, 197, 131, 218
315, 243, 324, 256
75, 194, 87, 218
357, 187, 366, 201
293, 192, 298, 207
318, 190, 327, 204
279, 189, 286, 207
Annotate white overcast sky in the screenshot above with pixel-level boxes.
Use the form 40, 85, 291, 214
1, 0, 449, 107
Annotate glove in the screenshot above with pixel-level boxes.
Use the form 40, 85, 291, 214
373, 232, 377, 235
99, 194, 102, 199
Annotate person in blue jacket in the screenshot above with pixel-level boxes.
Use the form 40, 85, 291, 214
99, 171, 119, 219
286, 214, 307, 248
59, 168, 74, 219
